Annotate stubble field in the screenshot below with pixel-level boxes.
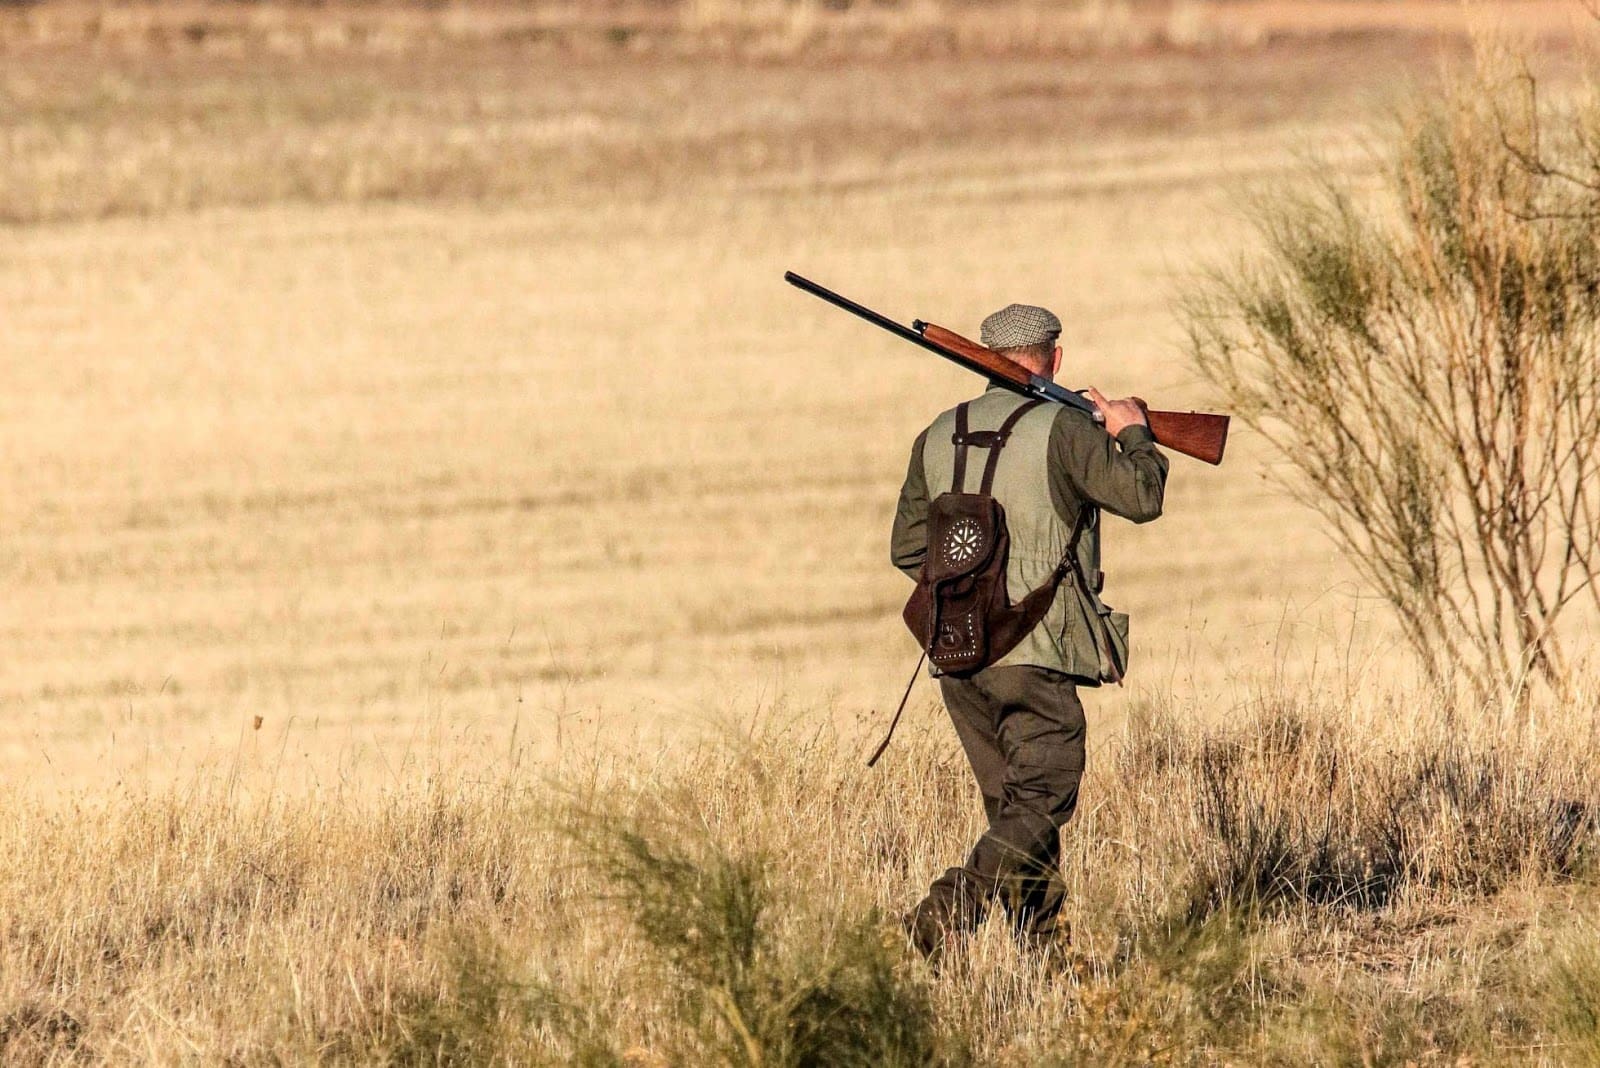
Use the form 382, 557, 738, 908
2, 23, 1459, 790
5, 2, 1600, 1062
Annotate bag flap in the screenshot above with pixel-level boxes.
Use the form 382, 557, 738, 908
927, 492, 1003, 583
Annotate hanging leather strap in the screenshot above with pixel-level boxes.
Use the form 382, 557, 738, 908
1062, 504, 1094, 586
866, 651, 926, 768
951, 403, 971, 493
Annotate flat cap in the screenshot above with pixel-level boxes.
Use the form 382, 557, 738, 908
980, 303, 1062, 350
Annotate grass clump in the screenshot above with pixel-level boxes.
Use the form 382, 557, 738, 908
559, 804, 963, 1067
1112, 699, 1597, 923
1533, 921, 1600, 1066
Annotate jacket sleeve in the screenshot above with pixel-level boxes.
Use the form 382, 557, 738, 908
1049, 407, 1168, 523
889, 427, 932, 579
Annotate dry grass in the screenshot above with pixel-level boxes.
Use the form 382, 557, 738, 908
2, 681, 1598, 1063
5, 5, 1600, 1062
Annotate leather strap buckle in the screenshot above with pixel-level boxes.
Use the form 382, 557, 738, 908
952, 430, 1004, 448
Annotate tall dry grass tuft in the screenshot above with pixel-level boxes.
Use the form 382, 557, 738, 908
1184, 48, 1600, 700
1118, 700, 1595, 919
551, 805, 959, 1066
4, 678, 1596, 1062
1548, 928, 1600, 1062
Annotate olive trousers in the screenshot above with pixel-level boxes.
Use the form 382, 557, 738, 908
908, 665, 1086, 945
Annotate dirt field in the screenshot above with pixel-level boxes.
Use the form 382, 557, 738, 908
3, 3, 1591, 792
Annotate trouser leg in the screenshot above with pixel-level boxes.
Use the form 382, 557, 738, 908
941, 671, 1007, 826
910, 673, 1005, 939
985, 667, 1084, 937
909, 666, 1085, 944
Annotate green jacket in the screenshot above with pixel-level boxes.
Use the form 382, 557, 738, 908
890, 385, 1169, 682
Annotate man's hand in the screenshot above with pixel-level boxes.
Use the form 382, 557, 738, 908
1085, 388, 1150, 438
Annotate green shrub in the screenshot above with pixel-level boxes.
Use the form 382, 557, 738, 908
561, 806, 963, 1067
1184, 50, 1600, 700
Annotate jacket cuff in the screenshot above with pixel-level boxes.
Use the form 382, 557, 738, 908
1116, 424, 1157, 450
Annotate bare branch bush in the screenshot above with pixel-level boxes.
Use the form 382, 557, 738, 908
1184, 54, 1600, 702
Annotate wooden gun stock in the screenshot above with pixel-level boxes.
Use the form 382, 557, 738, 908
919, 322, 1230, 466
1142, 409, 1229, 466
917, 322, 1033, 389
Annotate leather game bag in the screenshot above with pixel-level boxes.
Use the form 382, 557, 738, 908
902, 399, 1073, 677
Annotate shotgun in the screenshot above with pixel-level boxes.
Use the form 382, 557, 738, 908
784, 271, 1229, 465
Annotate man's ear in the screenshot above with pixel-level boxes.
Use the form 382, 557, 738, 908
1051, 344, 1063, 378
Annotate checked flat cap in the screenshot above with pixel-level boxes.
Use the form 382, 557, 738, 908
980, 303, 1062, 349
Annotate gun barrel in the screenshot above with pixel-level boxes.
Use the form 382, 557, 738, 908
784, 272, 974, 366
784, 272, 1096, 414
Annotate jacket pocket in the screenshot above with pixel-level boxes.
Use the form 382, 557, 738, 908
1067, 583, 1129, 685
1099, 607, 1129, 685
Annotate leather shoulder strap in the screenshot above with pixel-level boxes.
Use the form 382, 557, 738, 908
951, 403, 972, 493
977, 399, 1044, 494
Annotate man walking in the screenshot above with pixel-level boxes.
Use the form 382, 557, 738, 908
889, 302, 1168, 957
